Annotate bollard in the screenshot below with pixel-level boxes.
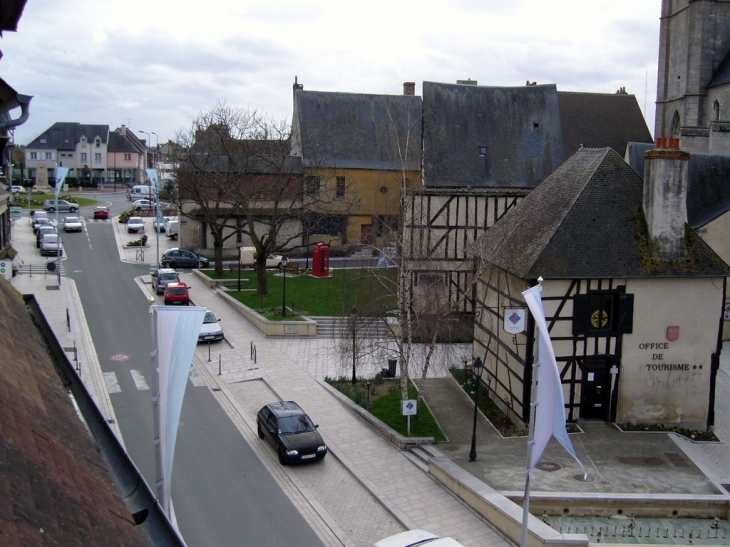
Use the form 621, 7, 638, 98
67, 308, 71, 331
208, 341, 211, 362
218, 354, 221, 376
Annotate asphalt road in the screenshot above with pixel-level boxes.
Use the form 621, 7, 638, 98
60, 196, 324, 547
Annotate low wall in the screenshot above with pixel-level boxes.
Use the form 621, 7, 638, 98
429, 457, 589, 547
192, 269, 249, 289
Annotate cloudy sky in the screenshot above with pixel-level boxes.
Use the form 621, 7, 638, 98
3, 0, 661, 146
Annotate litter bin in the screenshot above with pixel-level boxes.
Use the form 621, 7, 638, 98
387, 356, 397, 378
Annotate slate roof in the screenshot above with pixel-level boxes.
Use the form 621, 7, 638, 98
707, 48, 730, 88
27, 122, 109, 150
0, 280, 145, 545
558, 91, 653, 158
422, 82, 564, 188
292, 89, 422, 171
108, 130, 139, 153
468, 147, 730, 280
0, 0, 26, 35
626, 144, 730, 229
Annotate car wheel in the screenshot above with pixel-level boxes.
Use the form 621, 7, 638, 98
70, 207, 77, 213
257, 423, 265, 439
47, 207, 55, 212
278, 448, 287, 465
169, 260, 177, 269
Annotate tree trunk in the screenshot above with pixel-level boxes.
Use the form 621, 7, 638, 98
255, 258, 269, 297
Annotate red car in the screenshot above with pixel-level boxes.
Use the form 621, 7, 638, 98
93, 206, 109, 219
163, 282, 190, 305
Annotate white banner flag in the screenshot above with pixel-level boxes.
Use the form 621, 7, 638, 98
522, 285, 586, 475
54, 167, 70, 199
156, 306, 206, 515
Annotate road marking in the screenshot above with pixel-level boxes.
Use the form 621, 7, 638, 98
110, 354, 130, 362
104, 372, 121, 393
130, 369, 150, 390
189, 368, 206, 387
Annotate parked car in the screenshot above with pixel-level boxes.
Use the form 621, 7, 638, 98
31, 211, 49, 231
160, 248, 210, 269
198, 309, 223, 342
93, 207, 109, 219
163, 282, 190, 305
32, 217, 53, 234
36, 225, 57, 248
43, 199, 78, 213
152, 217, 168, 233
127, 216, 145, 234
374, 530, 465, 547
39, 234, 63, 256
62, 216, 83, 232
151, 268, 180, 295
133, 199, 156, 211
256, 401, 327, 465
10, 185, 24, 193
237, 247, 284, 268
36, 225, 56, 247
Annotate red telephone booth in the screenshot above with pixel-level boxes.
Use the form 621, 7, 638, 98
311, 243, 330, 278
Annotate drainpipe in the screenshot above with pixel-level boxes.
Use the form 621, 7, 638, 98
0, 94, 32, 130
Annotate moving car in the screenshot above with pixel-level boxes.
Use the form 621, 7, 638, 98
127, 216, 145, 234
133, 199, 156, 211
239, 247, 284, 268
93, 207, 109, 219
36, 225, 56, 248
43, 199, 78, 213
163, 282, 190, 305
374, 530, 466, 547
39, 234, 63, 256
160, 248, 209, 269
256, 401, 327, 465
198, 309, 223, 342
10, 185, 24, 193
151, 268, 180, 295
62, 216, 83, 232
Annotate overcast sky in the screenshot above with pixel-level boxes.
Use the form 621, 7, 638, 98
3, 0, 661, 146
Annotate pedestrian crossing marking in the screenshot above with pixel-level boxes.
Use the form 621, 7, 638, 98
130, 369, 149, 390
103, 371, 121, 393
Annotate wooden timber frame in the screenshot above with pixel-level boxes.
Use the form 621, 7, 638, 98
402, 187, 530, 315
474, 268, 629, 426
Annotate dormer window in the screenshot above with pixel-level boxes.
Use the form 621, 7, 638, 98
81, 137, 87, 149
478, 146, 487, 157
40, 138, 47, 144
95, 138, 101, 148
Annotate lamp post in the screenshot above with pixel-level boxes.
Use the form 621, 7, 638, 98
151, 132, 159, 169
237, 241, 242, 292
138, 130, 151, 168
351, 306, 357, 384
468, 356, 485, 462
281, 255, 288, 317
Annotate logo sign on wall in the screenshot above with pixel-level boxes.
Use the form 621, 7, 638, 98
504, 308, 526, 334
666, 326, 680, 341
0, 260, 10, 280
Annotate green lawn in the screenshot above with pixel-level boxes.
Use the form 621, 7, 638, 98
11, 192, 97, 209
205, 268, 397, 317
326, 380, 446, 441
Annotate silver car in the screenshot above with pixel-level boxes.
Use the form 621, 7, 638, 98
151, 268, 180, 295
43, 199, 78, 213
127, 216, 145, 234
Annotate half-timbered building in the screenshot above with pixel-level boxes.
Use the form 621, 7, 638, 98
468, 146, 730, 431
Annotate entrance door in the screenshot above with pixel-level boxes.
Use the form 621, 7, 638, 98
361, 224, 372, 245
580, 359, 611, 421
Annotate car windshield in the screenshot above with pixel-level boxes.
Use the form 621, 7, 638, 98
203, 312, 217, 324
43, 235, 58, 243
278, 414, 316, 435
160, 273, 178, 281
65, 217, 79, 223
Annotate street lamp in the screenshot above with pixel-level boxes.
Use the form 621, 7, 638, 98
138, 130, 151, 168
468, 356, 485, 462
351, 306, 357, 384
237, 241, 243, 292
151, 132, 159, 169
281, 255, 289, 317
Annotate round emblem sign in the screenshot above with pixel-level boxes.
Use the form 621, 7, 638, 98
109, 354, 130, 362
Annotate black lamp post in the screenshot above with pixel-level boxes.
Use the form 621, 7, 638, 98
468, 356, 485, 462
281, 255, 288, 317
237, 241, 242, 292
351, 306, 357, 384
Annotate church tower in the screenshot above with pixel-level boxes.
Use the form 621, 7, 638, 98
655, 0, 730, 153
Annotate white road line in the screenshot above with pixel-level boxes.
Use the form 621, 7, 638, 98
189, 367, 206, 387
103, 371, 121, 393
130, 369, 150, 390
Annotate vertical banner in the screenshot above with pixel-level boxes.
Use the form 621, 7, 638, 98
156, 306, 206, 515
522, 285, 586, 474
54, 167, 70, 199
146, 168, 165, 227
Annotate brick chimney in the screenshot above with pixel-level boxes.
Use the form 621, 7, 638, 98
642, 140, 690, 260
403, 82, 415, 96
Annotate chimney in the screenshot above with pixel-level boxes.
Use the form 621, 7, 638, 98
403, 82, 415, 96
456, 79, 477, 85
642, 140, 690, 260
293, 75, 303, 94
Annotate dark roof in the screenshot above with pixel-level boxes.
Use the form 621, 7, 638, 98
292, 89, 422, 170
558, 91, 653, 157
108, 130, 139, 153
626, 145, 730, 229
422, 82, 564, 188
27, 122, 109, 150
0, 0, 26, 35
468, 147, 730, 279
0, 281, 145, 545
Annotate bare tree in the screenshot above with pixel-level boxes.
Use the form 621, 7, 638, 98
174, 102, 356, 295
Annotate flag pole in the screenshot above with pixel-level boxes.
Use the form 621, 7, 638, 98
521, 278, 542, 547
148, 297, 165, 512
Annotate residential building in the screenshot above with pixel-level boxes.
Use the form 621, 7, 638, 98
468, 146, 730, 430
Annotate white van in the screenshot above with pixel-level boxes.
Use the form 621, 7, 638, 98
128, 185, 154, 201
